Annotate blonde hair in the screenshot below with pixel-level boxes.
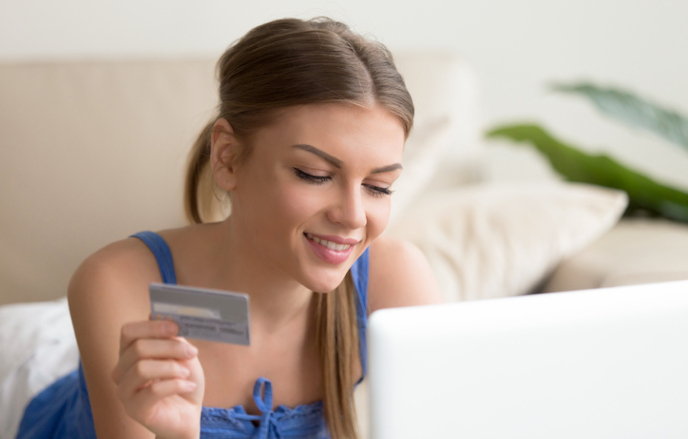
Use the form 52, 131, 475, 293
183, 17, 413, 438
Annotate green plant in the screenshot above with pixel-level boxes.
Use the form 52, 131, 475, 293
486, 82, 688, 223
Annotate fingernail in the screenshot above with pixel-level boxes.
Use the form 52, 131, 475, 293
183, 381, 197, 391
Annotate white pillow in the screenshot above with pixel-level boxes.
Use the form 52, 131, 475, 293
0, 298, 79, 439
387, 183, 628, 302
389, 117, 455, 223
389, 52, 484, 225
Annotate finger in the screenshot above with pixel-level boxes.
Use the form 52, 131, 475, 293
116, 359, 191, 396
113, 338, 198, 382
119, 320, 179, 355
122, 379, 198, 421
146, 378, 198, 399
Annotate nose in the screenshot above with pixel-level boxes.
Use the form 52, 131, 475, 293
327, 184, 367, 230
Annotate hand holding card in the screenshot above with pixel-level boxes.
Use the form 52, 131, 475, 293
149, 283, 251, 345
112, 318, 205, 438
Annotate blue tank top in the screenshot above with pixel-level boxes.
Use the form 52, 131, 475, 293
17, 231, 370, 439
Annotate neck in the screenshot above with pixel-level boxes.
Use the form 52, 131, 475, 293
207, 217, 315, 336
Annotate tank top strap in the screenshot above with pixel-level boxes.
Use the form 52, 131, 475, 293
350, 247, 370, 383
130, 231, 178, 284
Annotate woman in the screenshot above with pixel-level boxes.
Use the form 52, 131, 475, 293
18, 17, 442, 439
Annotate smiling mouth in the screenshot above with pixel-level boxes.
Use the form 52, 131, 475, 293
304, 233, 353, 251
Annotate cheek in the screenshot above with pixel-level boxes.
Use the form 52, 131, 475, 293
365, 198, 392, 240
272, 182, 323, 226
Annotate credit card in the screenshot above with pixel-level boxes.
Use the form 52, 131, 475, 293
149, 283, 250, 345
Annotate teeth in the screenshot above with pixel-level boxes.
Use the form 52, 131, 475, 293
306, 233, 351, 251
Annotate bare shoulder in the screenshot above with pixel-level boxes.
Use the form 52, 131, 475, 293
68, 237, 160, 317
72, 236, 156, 280
367, 234, 444, 315
68, 235, 162, 380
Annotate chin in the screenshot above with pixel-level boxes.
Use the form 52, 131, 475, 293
302, 269, 349, 294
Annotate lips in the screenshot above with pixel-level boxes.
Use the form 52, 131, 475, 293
304, 232, 358, 264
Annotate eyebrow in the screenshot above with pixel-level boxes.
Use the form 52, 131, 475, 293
370, 163, 403, 174
292, 143, 403, 174
293, 144, 342, 168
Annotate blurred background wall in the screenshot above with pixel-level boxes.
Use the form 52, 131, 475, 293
2, 0, 687, 188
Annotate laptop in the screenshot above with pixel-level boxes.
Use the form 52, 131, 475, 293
367, 280, 688, 438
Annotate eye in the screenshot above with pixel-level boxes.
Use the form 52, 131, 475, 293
364, 184, 393, 198
293, 168, 330, 184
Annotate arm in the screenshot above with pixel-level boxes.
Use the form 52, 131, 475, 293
367, 235, 444, 314
68, 239, 203, 439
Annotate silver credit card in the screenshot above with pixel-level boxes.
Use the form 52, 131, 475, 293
149, 283, 250, 345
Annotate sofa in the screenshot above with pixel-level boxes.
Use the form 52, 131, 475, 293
2, 52, 688, 438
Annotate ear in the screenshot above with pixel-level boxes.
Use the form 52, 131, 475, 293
210, 118, 240, 191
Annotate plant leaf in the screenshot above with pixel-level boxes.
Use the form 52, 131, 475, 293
551, 82, 688, 151
486, 123, 688, 223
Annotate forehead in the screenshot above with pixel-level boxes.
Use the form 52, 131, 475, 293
250, 103, 406, 166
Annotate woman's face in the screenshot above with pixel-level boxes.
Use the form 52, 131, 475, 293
228, 103, 405, 293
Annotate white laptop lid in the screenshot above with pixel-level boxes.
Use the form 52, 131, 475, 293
368, 280, 688, 439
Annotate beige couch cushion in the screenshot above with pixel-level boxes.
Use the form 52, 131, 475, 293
543, 218, 688, 292
0, 59, 218, 305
